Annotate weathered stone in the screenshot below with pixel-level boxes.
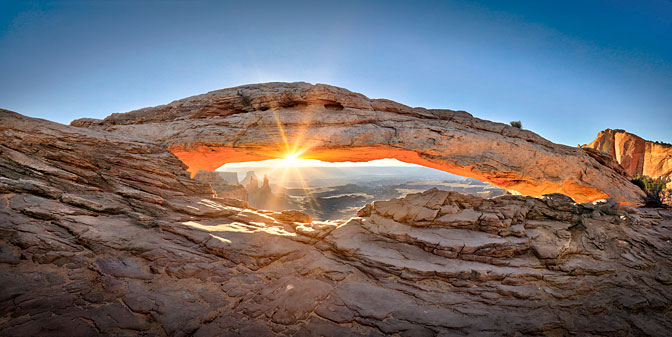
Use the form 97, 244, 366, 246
0, 245, 20, 265
96, 257, 154, 280
272, 209, 313, 223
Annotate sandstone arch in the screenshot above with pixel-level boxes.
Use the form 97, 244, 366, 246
72, 82, 645, 205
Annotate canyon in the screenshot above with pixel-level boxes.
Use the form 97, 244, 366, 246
191, 167, 506, 221
1, 83, 671, 336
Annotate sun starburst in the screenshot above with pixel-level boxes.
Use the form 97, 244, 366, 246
276, 151, 304, 168
260, 107, 323, 214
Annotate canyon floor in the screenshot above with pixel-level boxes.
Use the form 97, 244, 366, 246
212, 166, 506, 220
1, 83, 671, 337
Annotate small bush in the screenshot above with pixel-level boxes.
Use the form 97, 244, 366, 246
631, 174, 671, 207
510, 121, 522, 129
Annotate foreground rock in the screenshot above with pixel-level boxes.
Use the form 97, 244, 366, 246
2, 110, 672, 336
71, 82, 644, 205
583, 128, 672, 180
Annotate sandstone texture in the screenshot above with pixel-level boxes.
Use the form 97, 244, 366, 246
3, 109, 672, 336
71, 82, 644, 205
583, 128, 672, 179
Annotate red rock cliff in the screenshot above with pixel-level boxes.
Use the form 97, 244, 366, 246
583, 129, 672, 179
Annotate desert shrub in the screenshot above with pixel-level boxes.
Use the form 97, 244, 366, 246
510, 121, 522, 129
631, 174, 671, 207
631, 174, 646, 190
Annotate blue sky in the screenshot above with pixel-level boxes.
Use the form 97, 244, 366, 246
1, 0, 670, 146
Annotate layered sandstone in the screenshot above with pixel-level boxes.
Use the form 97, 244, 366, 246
583, 128, 672, 179
3, 110, 672, 336
72, 82, 644, 205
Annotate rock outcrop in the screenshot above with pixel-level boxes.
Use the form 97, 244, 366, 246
246, 174, 297, 212
194, 170, 240, 185
243, 171, 260, 190
71, 82, 644, 205
193, 170, 247, 200
583, 128, 672, 179
3, 109, 672, 336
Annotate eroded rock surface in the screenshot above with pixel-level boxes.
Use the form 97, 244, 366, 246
3, 110, 672, 336
583, 128, 672, 179
71, 82, 644, 205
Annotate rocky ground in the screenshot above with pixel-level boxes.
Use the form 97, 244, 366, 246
2, 109, 672, 336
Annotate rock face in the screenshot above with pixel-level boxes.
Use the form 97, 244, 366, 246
194, 170, 239, 185
71, 82, 644, 205
583, 128, 672, 179
193, 170, 247, 200
246, 174, 297, 211
242, 170, 259, 189
3, 109, 672, 336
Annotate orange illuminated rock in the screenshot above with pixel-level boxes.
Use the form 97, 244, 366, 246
72, 82, 645, 205
583, 128, 672, 179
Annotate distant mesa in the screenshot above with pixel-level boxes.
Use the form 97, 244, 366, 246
71, 82, 645, 205
245, 173, 295, 211
193, 170, 239, 185
241, 170, 259, 189
195, 169, 296, 212
193, 170, 246, 200
204, 165, 509, 220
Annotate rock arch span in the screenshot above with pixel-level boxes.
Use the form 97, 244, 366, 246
72, 82, 644, 205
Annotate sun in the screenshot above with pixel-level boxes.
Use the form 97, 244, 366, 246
275, 151, 304, 168
284, 152, 301, 161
